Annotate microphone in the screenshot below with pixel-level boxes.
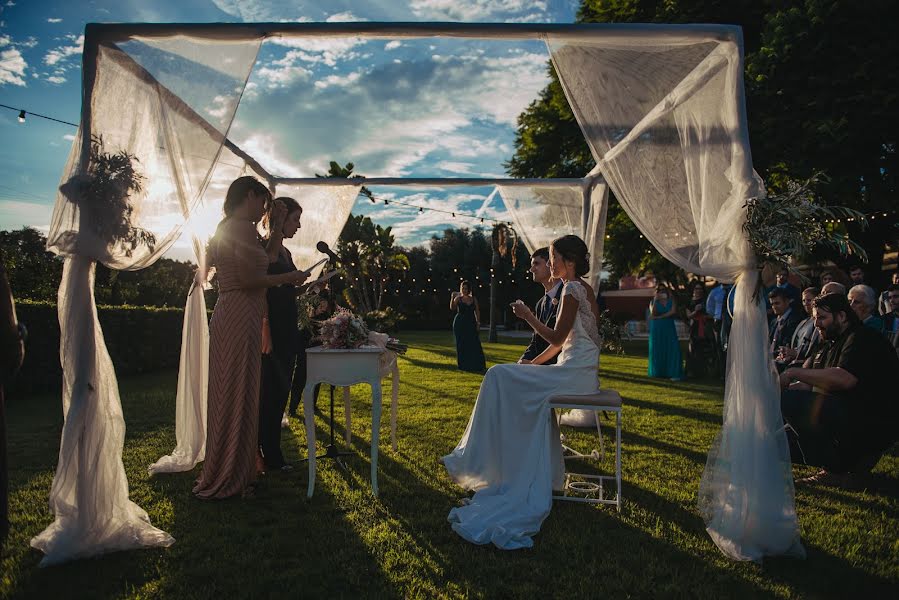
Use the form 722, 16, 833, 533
316, 241, 340, 265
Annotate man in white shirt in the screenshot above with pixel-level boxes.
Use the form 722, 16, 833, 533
518, 247, 562, 365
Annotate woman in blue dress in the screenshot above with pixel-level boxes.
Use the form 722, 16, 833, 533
450, 280, 486, 372
648, 285, 683, 380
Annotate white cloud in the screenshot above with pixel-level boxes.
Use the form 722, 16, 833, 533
255, 63, 311, 88
0, 47, 26, 86
385, 41, 402, 51
43, 34, 84, 67
0, 35, 9, 47
0, 200, 52, 233
63, 134, 75, 141
46, 75, 65, 84
47, 17, 62, 23
313, 70, 362, 90
410, 0, 549, 21
19, 36, 38, 48
434, 161, 477, 174
325, 11, 365, 23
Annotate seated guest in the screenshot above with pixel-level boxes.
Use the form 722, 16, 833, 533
519, 247, 562, 365
819, 270, 837, 287
879, 271, 899, 315
882, 284, 899, 355
776, 286, 820, 371
768, 287, 803, 359
821, 281, 846, 296
848, 284, 883, 332
779, 293, 899, 480
774, 267, 801, 308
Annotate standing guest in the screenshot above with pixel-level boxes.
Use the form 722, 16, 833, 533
779, 293, 899, 481
685, 284, 716, 378
848, 284, 883, 332
776, 287, 820, 370
194, 176, 308, 500
878, 271, 899, 315
0, 253, 25, 550
882, 284, 899, 355
258, 197, 305, 473
768, 287, 803, 360
647, 285, 683, 380
450, 281, 486, 372
848, 265, 866, 287
518, 247, 562, 365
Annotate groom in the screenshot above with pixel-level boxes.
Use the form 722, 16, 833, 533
518, 247, 563, 365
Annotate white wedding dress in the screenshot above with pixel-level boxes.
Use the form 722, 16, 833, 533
442, 281, 601, 549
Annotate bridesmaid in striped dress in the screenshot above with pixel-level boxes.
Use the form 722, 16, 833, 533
194, 176, 308, 500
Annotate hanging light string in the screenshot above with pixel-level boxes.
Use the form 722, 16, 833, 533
2, 101, 515, 226
0, 102, 79, 127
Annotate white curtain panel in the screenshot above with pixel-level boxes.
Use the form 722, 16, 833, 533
548, 31, 803, 561
37, 34, 261, 565
496, 183, 583, 251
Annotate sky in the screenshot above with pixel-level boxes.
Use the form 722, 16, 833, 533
0, 0, 580, 259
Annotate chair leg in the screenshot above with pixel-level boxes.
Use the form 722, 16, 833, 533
615, 410, 622, 512
594, 410, 604, 461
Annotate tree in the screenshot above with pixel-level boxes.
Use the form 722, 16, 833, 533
507, 0, 898, 287
335, 215, 410, 313
0, 227, 64, 301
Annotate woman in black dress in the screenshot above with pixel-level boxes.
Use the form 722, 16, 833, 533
450, 280, 486, 372
258, 197, 304, 472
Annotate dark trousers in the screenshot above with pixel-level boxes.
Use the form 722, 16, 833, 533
288, 346, 321, 416
259, 347, 296, 468
1, 388, 8, 543
781, 389, 866, 473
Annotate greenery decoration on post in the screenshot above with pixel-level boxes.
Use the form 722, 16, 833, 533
742, 174, 867, 300
59, 135, 156, 257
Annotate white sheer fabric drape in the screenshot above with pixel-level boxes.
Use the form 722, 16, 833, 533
38, 34, 260, 564
548, 31, 803, 561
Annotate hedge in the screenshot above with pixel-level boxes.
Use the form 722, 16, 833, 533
9, 300, 189, 395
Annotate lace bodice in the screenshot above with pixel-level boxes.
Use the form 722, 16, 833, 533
562, 280, 602, 350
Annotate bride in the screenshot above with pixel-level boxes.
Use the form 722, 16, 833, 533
442, 235, 602, 549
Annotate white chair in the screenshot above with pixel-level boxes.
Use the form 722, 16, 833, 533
550, 389, 622, 511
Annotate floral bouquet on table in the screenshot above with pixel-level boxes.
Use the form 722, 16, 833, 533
317, 307, 370, 349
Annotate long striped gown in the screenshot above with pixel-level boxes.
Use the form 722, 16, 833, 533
193, 219, 268, 499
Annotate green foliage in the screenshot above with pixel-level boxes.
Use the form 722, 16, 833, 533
362, 306, 405, 333
59, 135, 157, 256
0, 227, 64, 301
3, 333, 896, 598
744, 174, 868, 279
10, 300, 187, 394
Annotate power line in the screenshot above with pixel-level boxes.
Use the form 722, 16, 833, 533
0, 102, 514, 227
0, 103, 79, 128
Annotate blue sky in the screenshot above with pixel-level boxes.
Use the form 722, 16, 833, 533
0, 0, 579, 258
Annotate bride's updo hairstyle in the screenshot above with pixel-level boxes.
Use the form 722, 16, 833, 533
551, 234, 590, 278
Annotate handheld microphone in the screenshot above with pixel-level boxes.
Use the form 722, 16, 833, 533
316, 241, 340, 265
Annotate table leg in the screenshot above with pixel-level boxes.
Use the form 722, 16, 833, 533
303, 382, 318, 498
343, 386, 352, 444
391, 363, 399, 452
370, 380, 382, 497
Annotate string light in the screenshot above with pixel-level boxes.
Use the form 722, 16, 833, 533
17, 110, 25, 124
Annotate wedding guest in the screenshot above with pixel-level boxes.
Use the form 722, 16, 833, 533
848, 264, 866, 287
878, 271, 899, 315
819, 271, 836, 287
258, 196, 305, 472
442, 235, 601, 549
821, 281, 846, 296
0, 253, 24, 549
518, 247, 562, 365
768, 287, 803, 360
848, 284, 883, 332
776, 287, 820, 371
647, 284, 683, 380
194, 176, 309, 500
774, 267, 801, 308
450, 280, 485, 372
685, 284, 717, 378
779, 293, 898, 481
882, 284, 899, 355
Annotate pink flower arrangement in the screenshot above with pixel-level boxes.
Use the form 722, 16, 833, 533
317, 307, 370, 349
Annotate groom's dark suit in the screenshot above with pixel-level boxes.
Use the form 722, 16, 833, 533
520, 282, 564, 365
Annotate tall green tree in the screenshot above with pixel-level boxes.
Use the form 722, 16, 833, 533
335, 214, 410, 313
507, 0, 898, 287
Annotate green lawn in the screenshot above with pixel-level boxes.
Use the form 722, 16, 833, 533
1, 331, 896, 599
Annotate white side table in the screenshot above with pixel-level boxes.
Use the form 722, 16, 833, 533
303, 347, 393, 498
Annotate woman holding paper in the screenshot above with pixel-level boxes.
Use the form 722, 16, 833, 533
194, 178, 309, 500
258, 196, 309, 472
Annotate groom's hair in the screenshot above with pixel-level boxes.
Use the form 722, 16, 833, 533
531, 247, 549, 261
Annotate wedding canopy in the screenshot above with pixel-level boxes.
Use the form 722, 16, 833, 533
38, 21, 801, 566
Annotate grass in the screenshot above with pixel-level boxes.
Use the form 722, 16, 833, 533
1, 331, 897, 599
